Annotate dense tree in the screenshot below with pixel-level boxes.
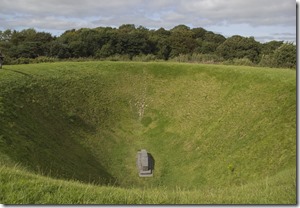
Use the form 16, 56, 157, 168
196, 31, 226, 54
216, 35, 261, 63
261, 40, 283, 55
0, 29, 53, 58
150, 28, 171, 60
191, 27, 207, 40
49, 41, 71, 58
0, 25, 295, 68
115, 30, 150, 58
96, 41, 115, 58
169, 25, 197, 57
273, 43, 296, 68
118, 24, 136, 33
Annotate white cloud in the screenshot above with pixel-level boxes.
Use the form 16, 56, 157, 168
0, 0, 296, 42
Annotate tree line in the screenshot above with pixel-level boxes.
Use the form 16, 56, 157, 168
0, 24, 296, 68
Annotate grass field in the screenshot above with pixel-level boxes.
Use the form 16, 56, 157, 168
0, 61, 296, 204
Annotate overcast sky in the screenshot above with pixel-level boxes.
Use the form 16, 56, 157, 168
0, 0, 296, 43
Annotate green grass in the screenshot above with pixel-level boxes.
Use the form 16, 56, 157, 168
0, 61, 296, 204
0, 165, 296, 204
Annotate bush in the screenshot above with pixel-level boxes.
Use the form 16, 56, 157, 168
170, 53, 224, 64
14, 57, 31, 64
32, 56, 58, 63
258, 55, 277, 68
132, 54, 158, 62
2, 56, 14, 65
170, 54, 191, 62
190, 53, 224, 63
233, 58, 254, 66
223, 58, 254, 66
105, 54, 131, 61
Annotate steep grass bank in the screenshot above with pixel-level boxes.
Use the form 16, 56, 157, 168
0, 62, 296, 204
1, 165, 295, 204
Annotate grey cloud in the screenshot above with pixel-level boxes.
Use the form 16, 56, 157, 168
179, 0, 295, 27
1, 15, 95, 31
0, 0, 141, 17
0, 0, 295, 27
0, 0, 296, 43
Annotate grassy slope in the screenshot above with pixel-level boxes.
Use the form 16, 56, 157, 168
0, 61, 296, 204
1, 165, 295, 204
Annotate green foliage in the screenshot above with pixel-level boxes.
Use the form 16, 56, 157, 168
14, 57, 31, 64
195, 32, 226, 54
95, 42, 115, 58
170, 53, 223, 64
49, 41, 71, 58
2, 56, 59, 65
259, 43, 296, 69
0, 25, 295, 68
104, 54, 131, 61
169, 26, 197, 57
259, 55, 277, 68
273, 43, 296, 68
216, 35, 261, 63
0, 28, 53, 59
261, 40, 283, 55
132, 54, 158, 62
224, 58, 254, 66
0, 62, 296, 204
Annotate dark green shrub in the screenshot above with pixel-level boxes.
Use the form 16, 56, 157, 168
273, 43, 296, 69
